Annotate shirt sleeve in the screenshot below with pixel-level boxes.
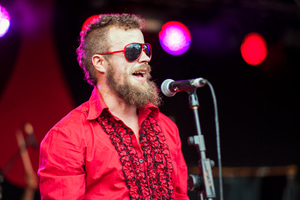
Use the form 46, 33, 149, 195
38, 126, 86, 200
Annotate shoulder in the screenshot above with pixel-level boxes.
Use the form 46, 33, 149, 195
55, 102, 89, 130
41, 102, 90, 148
157, 112, 178, 130
156, 112, 180, 142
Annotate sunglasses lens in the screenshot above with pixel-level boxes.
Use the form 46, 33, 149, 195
125, 43, 142, 62
143, 44, 151, 57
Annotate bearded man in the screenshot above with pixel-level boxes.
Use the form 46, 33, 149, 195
38, 13, 189, 200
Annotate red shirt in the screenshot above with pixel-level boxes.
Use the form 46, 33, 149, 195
38, 87, 189, 200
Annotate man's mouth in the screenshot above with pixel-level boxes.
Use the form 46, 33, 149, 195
132, 70, 146, 78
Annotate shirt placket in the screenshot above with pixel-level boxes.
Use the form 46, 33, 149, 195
128, 128, 146, 174
127, 126, 153, 199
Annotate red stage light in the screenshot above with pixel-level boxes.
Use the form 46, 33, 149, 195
240, 32, 268, 66
81, 15, 99, 32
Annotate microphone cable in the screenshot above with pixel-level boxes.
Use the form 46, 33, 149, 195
206, 80, 224, 200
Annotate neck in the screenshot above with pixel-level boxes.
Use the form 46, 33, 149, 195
97, 84, 140, 140
97, 84, 138, 119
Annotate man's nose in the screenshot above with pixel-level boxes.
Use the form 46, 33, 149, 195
138, 49, 151, 63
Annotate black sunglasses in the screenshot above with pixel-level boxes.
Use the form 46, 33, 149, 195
98, 43, 152, 62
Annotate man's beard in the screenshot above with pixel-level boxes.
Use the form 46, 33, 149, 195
106, 62, 162, 108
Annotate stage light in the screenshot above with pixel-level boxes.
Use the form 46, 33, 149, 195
81, 15, 99, 32
0, 5, 10, 38
241, 32, 267, 66
159, 21, 191, 56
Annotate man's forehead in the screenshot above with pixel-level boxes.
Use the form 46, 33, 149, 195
107, 27, 144, 47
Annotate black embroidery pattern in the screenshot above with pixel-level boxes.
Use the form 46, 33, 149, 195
96, 110, 174, 200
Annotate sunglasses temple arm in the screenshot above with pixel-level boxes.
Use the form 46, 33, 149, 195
98, 50, 124, 55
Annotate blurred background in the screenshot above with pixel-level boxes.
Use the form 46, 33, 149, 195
0, 0, 299, 199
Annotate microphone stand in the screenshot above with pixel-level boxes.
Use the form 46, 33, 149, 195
0, 131, 35, 199
187, 89, 216, 200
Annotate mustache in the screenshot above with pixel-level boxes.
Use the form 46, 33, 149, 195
131, 63, 152, 74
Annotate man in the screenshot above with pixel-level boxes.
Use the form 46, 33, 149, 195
38, 13, 189, 200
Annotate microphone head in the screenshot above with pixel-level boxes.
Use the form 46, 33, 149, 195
24, 122, 33, 135
24, 122, 38, 149
161, 79, 176, 97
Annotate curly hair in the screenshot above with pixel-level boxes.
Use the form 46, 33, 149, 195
76, 13, 145, 86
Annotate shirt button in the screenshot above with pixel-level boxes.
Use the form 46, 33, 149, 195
139, 159, 143, 163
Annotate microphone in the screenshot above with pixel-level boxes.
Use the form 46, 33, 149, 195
24, 122, 38, 149
161, 77, 207, 97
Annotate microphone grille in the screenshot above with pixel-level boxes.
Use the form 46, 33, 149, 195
24, 122, 34, 135
161, 79, 175, 97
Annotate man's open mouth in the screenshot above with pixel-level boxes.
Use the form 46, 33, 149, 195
132, 70, 146, 78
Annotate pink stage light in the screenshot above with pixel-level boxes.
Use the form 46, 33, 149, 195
159, 21, 191, 56
0, 5, 10, 38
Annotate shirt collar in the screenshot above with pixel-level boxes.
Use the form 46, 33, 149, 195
87, 87, 159, 120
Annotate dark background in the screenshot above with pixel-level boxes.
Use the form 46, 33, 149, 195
0, 0, 300, 199
54, 0, 300, 167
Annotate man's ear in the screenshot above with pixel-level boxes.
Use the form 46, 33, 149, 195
92, 55, 106, 73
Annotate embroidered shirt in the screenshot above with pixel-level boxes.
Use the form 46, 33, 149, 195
38, 87, 189, 200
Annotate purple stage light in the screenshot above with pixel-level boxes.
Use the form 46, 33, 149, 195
159, 21, 191, 56
0, 5, 10, 38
